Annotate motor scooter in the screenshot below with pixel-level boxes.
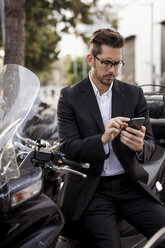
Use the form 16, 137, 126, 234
0, 64, 89, 248
21, 94, 58, 145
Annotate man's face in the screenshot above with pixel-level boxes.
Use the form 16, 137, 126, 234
89, 45, 123, 86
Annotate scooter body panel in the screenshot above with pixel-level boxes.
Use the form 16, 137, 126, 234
0, 193, 64, 248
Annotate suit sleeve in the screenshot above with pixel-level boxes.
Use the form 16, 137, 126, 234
57, 88, 108, 162
135, 87, 155, 162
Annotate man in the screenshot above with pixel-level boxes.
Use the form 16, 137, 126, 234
57, 29, 165, 248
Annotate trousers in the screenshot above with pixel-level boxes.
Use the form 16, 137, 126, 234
81, 173, 165, 248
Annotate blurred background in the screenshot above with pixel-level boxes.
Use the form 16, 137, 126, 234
0, 0, 165, 105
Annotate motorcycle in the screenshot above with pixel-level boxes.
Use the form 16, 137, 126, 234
0, 64, 89, 248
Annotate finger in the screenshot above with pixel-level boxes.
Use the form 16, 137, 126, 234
120, 130, 144, 150
120, 136, 135, 149
120, 135, 140, 145
117, 117, 130, 129
120, 136, 143, 151
118, 116, 130, 122
121, 130, 142, 140
122, 122, 129, 128
107, 127, 121, 134
140, 126, 146, 134
112, 117, 129, 129
120, 130, 144, 146
125, 127, 145, 137
106, 119, 123, 130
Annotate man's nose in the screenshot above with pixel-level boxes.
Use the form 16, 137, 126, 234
107, 64, 116, 73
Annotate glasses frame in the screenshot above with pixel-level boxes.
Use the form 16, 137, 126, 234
93, 55, 125, 69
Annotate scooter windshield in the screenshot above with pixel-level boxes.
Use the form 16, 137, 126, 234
0, 64, 40, 187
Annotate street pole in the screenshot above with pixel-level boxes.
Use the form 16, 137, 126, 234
83, 57, 87, 78
73, 59, 77, 75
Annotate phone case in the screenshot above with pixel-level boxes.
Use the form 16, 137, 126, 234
128, 118, 145, 130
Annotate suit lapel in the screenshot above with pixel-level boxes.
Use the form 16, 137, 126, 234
112, 79, 125, 118
79, 78, 125, 131
79, 77, 104, 132
111, 79, 126, 158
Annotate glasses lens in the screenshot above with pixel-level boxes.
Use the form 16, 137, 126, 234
94, 55, 124, 69
103, 61, 124, 68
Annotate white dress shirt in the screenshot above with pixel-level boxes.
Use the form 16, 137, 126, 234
89, 73, 125, 176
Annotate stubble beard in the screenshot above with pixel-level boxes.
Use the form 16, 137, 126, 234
99, 73, 117, 86
92, 64, 117, 87
100, 78, 113, 86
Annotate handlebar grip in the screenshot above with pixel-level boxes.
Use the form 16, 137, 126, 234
62, 158, 90, 169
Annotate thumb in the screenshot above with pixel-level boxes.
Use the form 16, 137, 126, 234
140, 126, 146, 134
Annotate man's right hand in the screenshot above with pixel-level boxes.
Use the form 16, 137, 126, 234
101, 117, 130, 145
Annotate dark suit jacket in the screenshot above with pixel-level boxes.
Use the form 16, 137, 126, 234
57, 76, 161, 221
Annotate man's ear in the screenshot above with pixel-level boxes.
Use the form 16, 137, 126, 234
87, 54, 94, 67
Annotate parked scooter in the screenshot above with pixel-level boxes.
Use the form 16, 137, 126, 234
0, 64, 89, 248
55, 84, 165, 248
21, 95, 58, 145
141, 84, 165, 148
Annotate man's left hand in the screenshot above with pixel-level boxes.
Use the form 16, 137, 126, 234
120, 126, 146, 152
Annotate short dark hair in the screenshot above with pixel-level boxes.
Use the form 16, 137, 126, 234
89, 28, 125, 56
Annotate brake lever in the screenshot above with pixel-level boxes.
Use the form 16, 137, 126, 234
45, 163, 87, 179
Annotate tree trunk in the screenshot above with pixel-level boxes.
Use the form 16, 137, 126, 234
4, 0, 26, 65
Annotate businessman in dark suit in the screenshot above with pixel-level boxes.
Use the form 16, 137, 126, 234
57, 29, 165, 248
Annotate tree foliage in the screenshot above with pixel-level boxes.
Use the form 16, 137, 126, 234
66, 57, 90, 86
25, 0, 97, 81
25, 1, 59, 73
1, 0, 117, 84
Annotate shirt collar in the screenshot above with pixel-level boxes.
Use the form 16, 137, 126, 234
89, 71, 113, 97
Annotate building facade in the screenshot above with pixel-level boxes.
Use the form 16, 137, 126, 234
115, 0, 165, 88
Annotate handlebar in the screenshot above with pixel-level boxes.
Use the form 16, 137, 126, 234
61, 157, 90, 169
15, 132, 90, 178
33, 150, 90, 179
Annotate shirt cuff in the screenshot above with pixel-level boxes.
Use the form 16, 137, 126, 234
104, 143, 109, 154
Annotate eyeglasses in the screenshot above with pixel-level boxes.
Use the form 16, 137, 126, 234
93, 55, 125, 69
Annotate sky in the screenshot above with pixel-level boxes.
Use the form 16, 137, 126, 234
59, 34, 87, 58
58, 0, 134, 59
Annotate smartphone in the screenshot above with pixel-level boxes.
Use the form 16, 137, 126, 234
128, 117, 145, 130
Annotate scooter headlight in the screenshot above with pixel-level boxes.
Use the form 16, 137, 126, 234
10, 179, 42, 207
